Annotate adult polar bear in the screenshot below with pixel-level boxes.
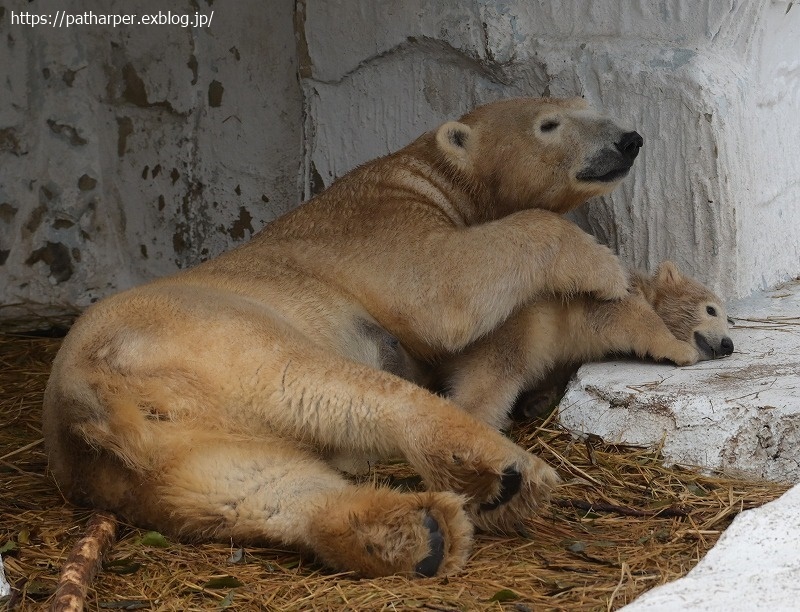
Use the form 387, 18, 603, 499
43, 97, 644, 577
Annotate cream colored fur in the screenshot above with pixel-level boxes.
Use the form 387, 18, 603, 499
43, 97, 643, 577
444, 262, 733, 431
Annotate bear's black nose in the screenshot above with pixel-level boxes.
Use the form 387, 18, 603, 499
615, 131, 644, 162
720, 336, 734, 355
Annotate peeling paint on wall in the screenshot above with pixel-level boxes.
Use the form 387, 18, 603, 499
0, 0, 303, 323
228, 206, 254, 241
25, 242, 74, 284
2, 0, 798, 325
208, 80, 224, 107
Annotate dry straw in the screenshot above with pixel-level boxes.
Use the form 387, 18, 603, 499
0, 333, 788, 611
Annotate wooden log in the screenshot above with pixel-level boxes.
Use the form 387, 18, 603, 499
50, 512, 118, 612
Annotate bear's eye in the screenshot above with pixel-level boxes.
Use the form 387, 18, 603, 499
540, 120, 560, 133
706, 305, 717, 317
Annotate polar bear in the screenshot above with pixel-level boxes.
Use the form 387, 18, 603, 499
442, 261, 734, 431
43, 97, 643, 578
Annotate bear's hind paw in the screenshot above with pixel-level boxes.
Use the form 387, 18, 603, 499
414, 514, 445, 577
468, 454, 560, 534
310, 488, 472, 578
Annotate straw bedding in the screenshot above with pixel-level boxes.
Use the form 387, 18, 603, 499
0, 332, 788, 611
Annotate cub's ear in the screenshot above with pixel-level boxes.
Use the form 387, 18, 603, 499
435, 121, 473, 170
655, 260, 682, 286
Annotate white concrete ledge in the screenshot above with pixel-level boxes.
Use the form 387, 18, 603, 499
0, 556, 9, 599
620, 483, 800, 611
563, 278, 800, 609
559, 278, 800, 482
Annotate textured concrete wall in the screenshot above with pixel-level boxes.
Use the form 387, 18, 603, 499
299, 0, 800, 300
0, 0, 302, 322
2, 0, 799, 323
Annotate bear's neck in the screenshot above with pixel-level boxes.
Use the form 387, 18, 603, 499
404, 135, 497, 225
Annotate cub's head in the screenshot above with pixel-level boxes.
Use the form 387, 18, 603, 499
434, 97, 642, 216
643, 261, 734, 360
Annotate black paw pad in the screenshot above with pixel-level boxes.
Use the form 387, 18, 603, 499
480, 467, 522, 511
414, 515, 444, 577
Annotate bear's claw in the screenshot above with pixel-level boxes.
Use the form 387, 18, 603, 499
480, 467, 523, 511
414, 514, 445, 577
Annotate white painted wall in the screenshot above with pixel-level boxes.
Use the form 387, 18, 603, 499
300, 0, 800, 299
1, 0, 798, 321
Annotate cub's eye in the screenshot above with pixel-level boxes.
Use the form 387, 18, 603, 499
706, 305, 717, 317
540, 120, 560, 132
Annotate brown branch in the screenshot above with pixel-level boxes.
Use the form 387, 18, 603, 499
553, 498, 688, 518
50, 512, 118, 612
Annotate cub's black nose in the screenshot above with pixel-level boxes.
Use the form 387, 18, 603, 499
720, 336, 734, 356
615, 131, 644, 162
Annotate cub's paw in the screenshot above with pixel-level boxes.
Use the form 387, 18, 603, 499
659, 340, 700, 367
467, 452, 560, 534
310, 489, 472, 578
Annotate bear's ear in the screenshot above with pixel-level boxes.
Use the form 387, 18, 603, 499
565, 97, 590, 110
435, 121, 473, 169
656, 261, 682, 286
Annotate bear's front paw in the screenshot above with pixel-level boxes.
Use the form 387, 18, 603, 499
591, 247, 630, 300
584, 245, 628, 301
409, 427, 558, 519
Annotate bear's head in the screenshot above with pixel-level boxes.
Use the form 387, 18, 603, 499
643, 261, 734, 360
434, 97, 642, 217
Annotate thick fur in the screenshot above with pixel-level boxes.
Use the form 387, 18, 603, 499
443, 261, 733, 431
43, 97, 643, 577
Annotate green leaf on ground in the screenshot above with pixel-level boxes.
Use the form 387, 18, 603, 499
203, 576, 244, 589
219, 590, 236, 609
489, 589, 520, 602
140, 531, 169, 548
104, 558, 143, 575
17, 529, 30, 545
0, 540, 17, 554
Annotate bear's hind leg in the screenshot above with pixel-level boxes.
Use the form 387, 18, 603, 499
266, 353, 560, 534
144, 434, 472, 578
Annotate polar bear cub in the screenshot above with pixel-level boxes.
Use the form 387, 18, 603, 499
443, 262, 733, 430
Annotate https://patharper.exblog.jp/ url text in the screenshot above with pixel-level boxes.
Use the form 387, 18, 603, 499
9, 10, 213, 29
